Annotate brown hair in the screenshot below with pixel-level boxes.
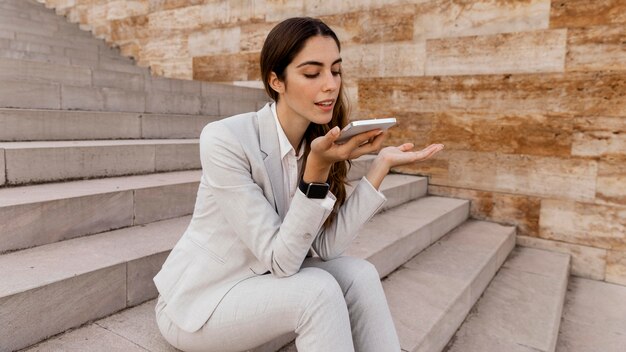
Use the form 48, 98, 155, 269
260, 17, 350, 227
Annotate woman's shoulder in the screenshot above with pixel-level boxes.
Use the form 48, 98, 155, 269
200, 110, 261, 147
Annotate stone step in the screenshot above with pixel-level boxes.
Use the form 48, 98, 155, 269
383, 220, 516, 352
12, 31, 125, 60
0, 15, 61, 37
3, 176, 439, 352
0, 47, 72, 65
0, 5, 93, 31
0, 139, 200, 186
556, 277, 626, 352
0, 56, 145, 88
0, 216, 191, 352
0, 57, 92, 86
445, 247, 570, 352
0, 170, 201, 253
0, 78, 267, 114
0, 108, 221, 141
0, 78, 61, 110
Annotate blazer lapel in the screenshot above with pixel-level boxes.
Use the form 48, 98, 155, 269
258, 104, 287, 219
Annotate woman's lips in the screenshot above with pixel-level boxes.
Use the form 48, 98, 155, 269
315, 100, 334, 112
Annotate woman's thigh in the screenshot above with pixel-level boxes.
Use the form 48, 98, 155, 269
301, 256, 380, 294
157, 267, 348, 352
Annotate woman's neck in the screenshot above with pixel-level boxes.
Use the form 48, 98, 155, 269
275, 100, 309, 151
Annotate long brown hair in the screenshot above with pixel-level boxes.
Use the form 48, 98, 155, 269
260, 17, 350, 227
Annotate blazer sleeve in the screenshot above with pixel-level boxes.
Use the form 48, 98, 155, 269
312, 175, 387, 261
200, 122, 333, 277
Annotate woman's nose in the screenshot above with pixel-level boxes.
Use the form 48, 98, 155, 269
322, 71, 338, 92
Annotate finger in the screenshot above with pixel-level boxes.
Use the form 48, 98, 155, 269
398, 143, 414, 152
414, 145, 443, 161
316, 126, 341, 150
343, 129, 383, 150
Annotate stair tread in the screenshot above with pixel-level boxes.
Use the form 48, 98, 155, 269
383, 220, 516, 352
0, 215, 189, 297
445, 247, 570, 352
0, 138, 199, 149
0, 170, 202, 206
556, 277, 626, 352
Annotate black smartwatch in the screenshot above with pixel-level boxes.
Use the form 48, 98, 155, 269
299, 179, 330, 199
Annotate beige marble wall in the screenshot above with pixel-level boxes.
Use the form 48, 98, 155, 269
40, 0, 626, 286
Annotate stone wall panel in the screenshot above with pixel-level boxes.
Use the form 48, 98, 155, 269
425, 29, 567, 76
143, 36, 188, 62
414, 0, 550, 41
193, 52, 259, 82
572, 117, 626, 158
148, 0, 205, 13
320, 6, 415, 45
147, 5, 203, 32
444, 151, 597, 201
606, 249, 626, 285
596, 159, 626, 207
550, 0, 626, 28
540, 199, 626, 250
359, 72, 626, 116
110, 15, 149, 44
261, 0, 305, 22
566, 24, 626, 72
189, 27, 241, 56
149, 57, 192, 80
105, 0, 149, 21
383, 112, 573, 158
428, 185, 541, 237
343, 42, 426, 78
240, 22, 277, 52
517, 235, 607, 280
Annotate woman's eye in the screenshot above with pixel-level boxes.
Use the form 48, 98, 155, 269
303, 73, 319, 78
332, 70, 342, 76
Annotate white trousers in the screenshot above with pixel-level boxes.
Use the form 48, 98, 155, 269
155, 256, 401, 352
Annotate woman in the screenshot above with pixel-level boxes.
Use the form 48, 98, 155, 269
154, 17, 443, 352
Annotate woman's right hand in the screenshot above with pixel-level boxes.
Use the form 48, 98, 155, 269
303, 127, 385, 183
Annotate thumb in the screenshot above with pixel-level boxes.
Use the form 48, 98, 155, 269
322, 126, 341, 145
398, 143, 414, 151
311, 126, 340, 152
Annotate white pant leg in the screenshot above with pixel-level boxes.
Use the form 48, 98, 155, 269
302, 256, 401, 352
155, 267, 355, 352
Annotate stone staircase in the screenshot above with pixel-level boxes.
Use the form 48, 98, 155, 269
0, 1, 582, 352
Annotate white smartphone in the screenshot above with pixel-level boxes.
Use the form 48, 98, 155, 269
336, 117, 397, 144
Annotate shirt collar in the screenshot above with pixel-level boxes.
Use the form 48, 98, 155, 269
271, 102, 305, 160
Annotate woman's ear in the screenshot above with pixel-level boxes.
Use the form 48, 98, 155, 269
268, 72, 285, 95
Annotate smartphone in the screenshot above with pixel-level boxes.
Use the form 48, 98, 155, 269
336, 117, 397, 144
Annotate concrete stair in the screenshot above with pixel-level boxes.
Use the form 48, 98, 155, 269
444, 247, 570, 352
0, 108, 221, 141
556, 277, 626, 352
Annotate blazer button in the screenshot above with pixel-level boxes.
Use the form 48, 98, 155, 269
304, 233, 312, 239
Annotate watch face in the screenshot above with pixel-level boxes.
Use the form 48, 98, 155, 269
307, 183, 329, 199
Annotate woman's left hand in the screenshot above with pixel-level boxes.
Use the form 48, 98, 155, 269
365, 142, 444, 190
377, 143, 444, 170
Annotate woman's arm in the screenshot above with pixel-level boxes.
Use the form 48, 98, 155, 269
312, 141, 445, 260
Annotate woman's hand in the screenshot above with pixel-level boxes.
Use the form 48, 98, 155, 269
365, 143, 444, 190
303, 127, 385, 183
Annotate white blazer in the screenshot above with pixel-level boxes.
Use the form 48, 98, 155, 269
153, 103, 387, 333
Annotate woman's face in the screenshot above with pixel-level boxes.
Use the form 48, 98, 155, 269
272, 35, 342, 126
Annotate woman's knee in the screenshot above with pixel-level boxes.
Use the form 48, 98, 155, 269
298, 267, 346, 307
333, 257, 381, 289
